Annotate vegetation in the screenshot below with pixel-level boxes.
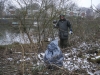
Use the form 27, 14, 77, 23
0, 0, 100, 75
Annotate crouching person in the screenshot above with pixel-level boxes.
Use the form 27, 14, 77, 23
43, 39, 64, 69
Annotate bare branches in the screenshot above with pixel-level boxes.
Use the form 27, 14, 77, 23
92, 4, 100, 14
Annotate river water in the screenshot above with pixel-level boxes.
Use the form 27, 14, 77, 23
0, 30, 38, 45
0, 29, 58, 45
0, 22, 58, 45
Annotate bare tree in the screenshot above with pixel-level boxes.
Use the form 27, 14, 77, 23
11, 0, 76, 74
0, 0, 8, 17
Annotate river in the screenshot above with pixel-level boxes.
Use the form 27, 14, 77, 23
0, 30, 38, 45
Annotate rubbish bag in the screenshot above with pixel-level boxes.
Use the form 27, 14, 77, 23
44, 39, 64, 67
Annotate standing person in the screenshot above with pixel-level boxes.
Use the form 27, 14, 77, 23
53, 14, 73, 48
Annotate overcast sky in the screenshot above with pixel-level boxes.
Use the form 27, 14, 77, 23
9, 0, 100, 9
77, 0, 100, 7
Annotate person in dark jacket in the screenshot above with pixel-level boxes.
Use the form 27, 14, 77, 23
53, 15, 73, 48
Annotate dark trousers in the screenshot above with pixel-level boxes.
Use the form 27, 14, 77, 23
60, 38, 68, 48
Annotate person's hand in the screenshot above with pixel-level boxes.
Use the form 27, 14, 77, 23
69, 31, 73, 34
53, 20, 57, 24
53, 24, 56, 26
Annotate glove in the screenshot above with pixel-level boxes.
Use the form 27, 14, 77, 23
53, 20, 57, 24
69, 31, 73, 34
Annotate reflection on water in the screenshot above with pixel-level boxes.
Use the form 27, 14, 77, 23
0, 24, 58, 45
0, 30, 37, 45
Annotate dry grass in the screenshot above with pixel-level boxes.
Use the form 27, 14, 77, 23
0, 17, 100, 75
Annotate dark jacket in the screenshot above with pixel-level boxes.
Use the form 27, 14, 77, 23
56, 19, 72, 39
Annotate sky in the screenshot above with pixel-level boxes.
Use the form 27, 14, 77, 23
77, 0, 100, 8
8, 0, 100, 9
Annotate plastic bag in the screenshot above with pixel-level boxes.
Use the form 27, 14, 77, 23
44, 39, 64, 67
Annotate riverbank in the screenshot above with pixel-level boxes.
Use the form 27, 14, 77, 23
0, 40, 100, 75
